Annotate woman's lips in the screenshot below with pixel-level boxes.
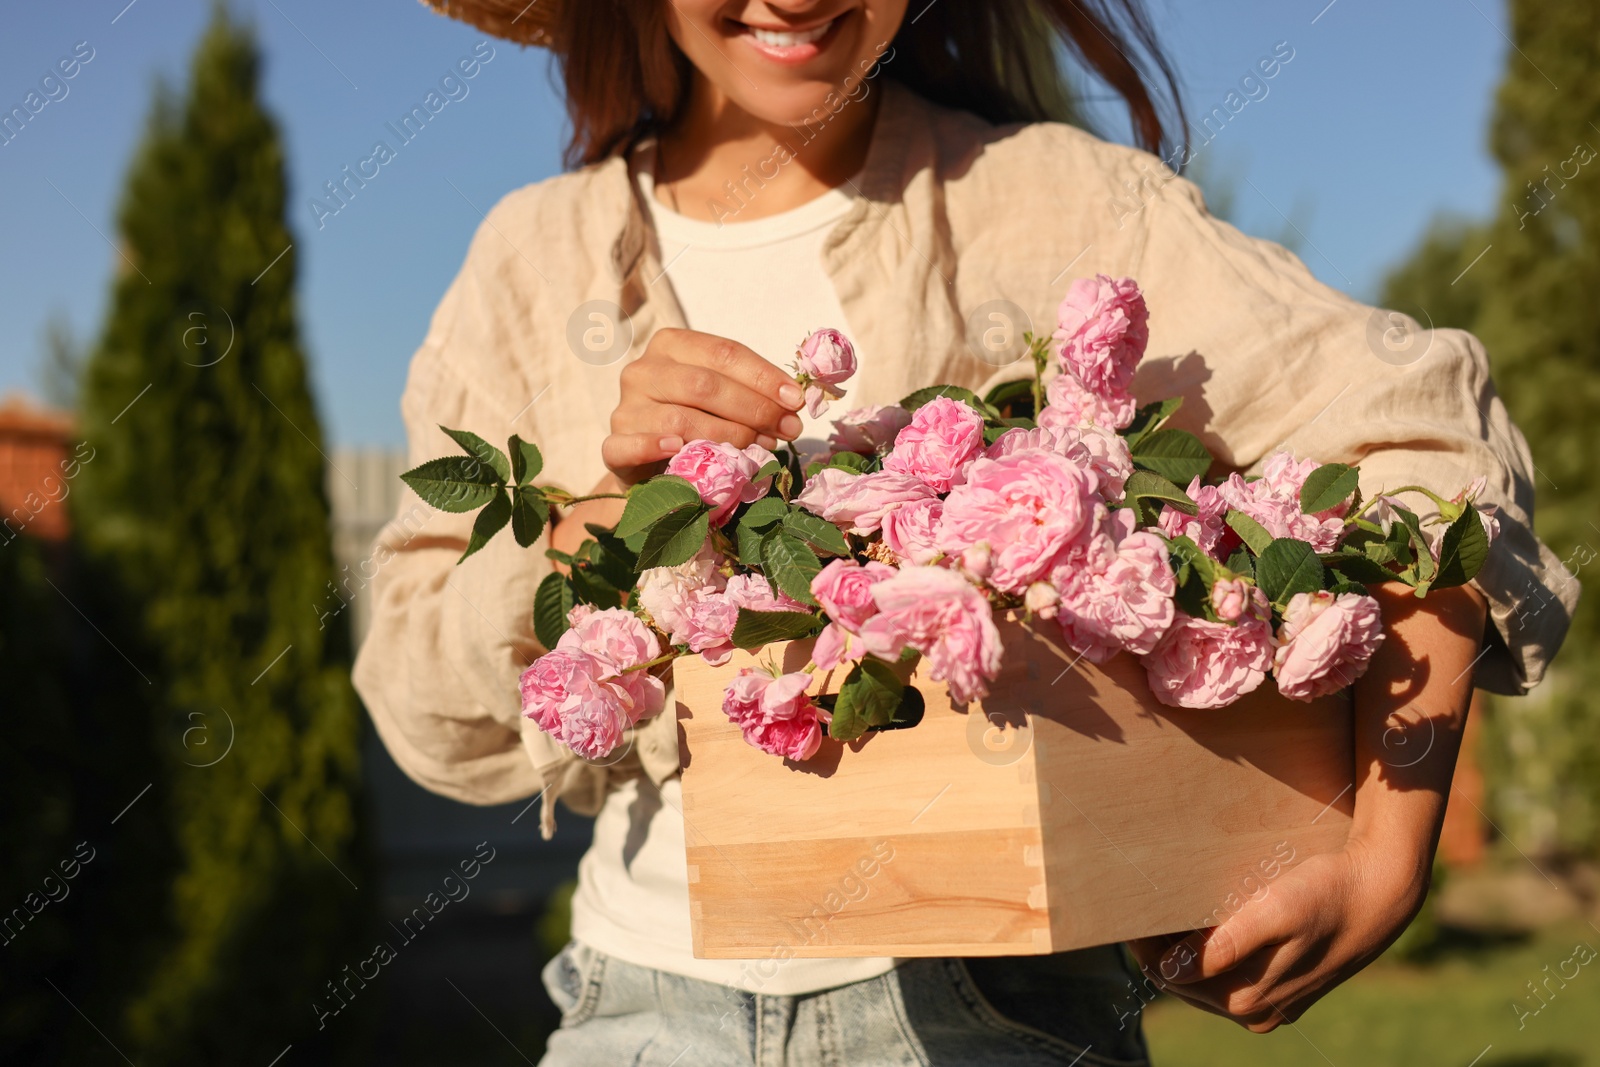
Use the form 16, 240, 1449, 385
734, 13, 846, 65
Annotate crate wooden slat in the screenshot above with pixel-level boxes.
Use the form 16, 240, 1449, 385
674, 618, 1354, 959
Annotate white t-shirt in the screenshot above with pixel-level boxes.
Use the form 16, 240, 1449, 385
566, 154, 898, 995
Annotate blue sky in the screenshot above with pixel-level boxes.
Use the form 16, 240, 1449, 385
0, 0, 1512, 446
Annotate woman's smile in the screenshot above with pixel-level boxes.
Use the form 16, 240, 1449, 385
730, 10, 850, 65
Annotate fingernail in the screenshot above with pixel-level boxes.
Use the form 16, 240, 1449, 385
778, 415, 803, 439
659, 435, 683, 454
779, 384, 803, 408
756, 434, 778, 451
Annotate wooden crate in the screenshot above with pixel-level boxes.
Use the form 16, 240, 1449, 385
673, 618, 1354, 959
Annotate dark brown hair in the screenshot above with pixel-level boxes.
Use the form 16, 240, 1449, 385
552, 0, 1185, 169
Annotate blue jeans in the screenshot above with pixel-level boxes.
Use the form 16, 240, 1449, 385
540, 941, 1151, 1066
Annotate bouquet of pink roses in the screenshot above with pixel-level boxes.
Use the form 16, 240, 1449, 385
403, 277, 1494, 766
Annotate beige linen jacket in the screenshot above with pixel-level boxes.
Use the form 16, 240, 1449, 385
353, 84, 1578, 832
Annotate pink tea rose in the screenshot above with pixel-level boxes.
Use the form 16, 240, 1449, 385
879, 496, 944, 565
1217, 451, 1347, 553
1053, 274, 1149, 397
1037, 371, 1137, 432
1053, 512, 1176, 662
636, 547, 726, 640
884, 397, 986, 493
828, 404, 912, 455
938, 449, 1098, 594
665, 439, 777, 525
1272, 590, 1386, 701
983, 425, 1060, 460
810, 559, 895, 672
810, 559, 896, 631
681, 589, 743, 665
858, 566, 1002, 705
558, 688, 630, 761
556, 605, 666, 721
727, 571, 809, 613
795, 328, 858, 418
795, 468, 936, 536
682, 573, 809, 666
811, 623, 860, 672
1210, 577, 1253, 622
986, 423, 1133, 500
722, 669, 824, 761
1141, 589, 1275, 709
1159, 476, 1238, 560
518, 649, 631, 759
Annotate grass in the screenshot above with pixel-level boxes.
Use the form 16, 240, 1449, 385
1142, 921, 1600, 1067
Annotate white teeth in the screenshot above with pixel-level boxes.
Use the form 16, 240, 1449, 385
747, 19, 834, 48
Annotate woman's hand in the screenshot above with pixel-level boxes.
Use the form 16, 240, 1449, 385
1130, 581, 1487, 1031
1128, 836, 1425, 1031
603, 328, 806, 485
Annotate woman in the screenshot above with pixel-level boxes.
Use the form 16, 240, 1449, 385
355, 1, 1576, 1063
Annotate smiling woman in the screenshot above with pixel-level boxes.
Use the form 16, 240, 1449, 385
364, 2, 1575, 1064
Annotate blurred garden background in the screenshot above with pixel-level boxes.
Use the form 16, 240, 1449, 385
0, 1, 1594, 1064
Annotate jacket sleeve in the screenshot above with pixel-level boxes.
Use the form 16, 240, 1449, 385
352, 220, 558, 807
1122, 173, 1578, 695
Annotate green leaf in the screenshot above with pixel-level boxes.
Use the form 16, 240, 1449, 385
636, 504, 711, 569
734, 497, 789, 565
615, 475, 702, 539
585, 523, 641, 579
533, 571, 575, 649
509, 435, 543, 487
570, 562, 626, 608
782, 510, 851, 557
510, 485, 548, 547
1256, 538, 1326, 605
1225, 510, 1275, 556
1432, 507, 1490, 589
1225, 545, 1256, 581
1125, 470, 1198, 515
738, 496, 789, 531
730, 608, 823, 648
984, 377, 1035, 413
1299, 463, 1360, 515
760, 527, 822, 606
400, 456, 504, 513
751, 458, 784, 484
441, 426, 510, 484
1121, 396, 1184, 449
1393, 509, 1437, 584
899, 384, 999, 420
1166, 535, 1218, 619
584, 541, 639, 594
829, 659, 906, 742
1326, 553, 1395, 586
1129, 428, 1212, 485
459, 489, 511, 562
825, 451, 872, 473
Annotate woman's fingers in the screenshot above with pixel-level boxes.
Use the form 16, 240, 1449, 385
601, 433, 683, 480
643, 329, 806, 438
640, 360, 802, 440
1160, 883, 1300, 985
653, 329, 805, 415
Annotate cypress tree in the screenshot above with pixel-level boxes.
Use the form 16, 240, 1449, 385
73, 8, 372, 1061
1381, 0, 1599, 855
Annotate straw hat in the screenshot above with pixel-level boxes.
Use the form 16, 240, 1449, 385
419, 0, 560, 47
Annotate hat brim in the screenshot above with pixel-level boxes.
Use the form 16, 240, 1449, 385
419, 0, 559, 48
